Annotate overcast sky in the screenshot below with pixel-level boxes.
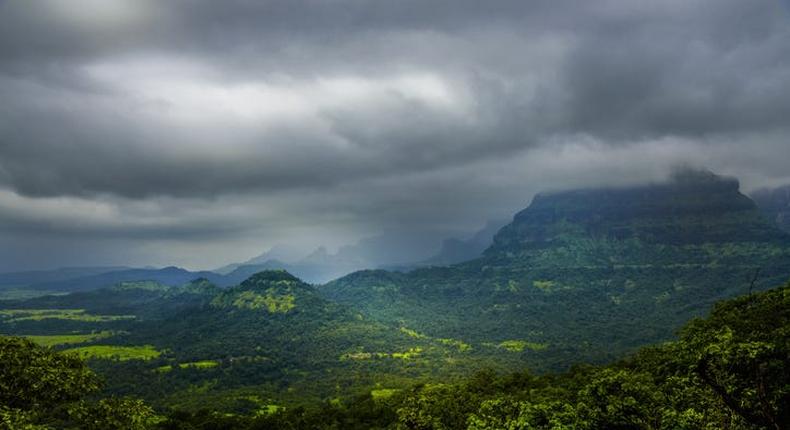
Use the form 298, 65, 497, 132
1, 0, 789, 271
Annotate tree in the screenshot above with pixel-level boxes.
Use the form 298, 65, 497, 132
0, 336, 99, 411
678, 284, 790, 429
0, 336, 159, 429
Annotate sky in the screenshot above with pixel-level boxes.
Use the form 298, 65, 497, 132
1, 0, 790, 272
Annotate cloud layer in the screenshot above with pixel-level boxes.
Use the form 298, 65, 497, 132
1, 0, 789, 270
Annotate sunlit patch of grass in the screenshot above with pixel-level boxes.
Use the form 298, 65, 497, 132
391, 347, 423, 360
497, 340, 548, 352
399, 327, 428, 339
23, 331, 116, 347
0, 309, 135, 323
341, 347, 423, 361
371, 388, 399, 401
437, 337, 472, 352
256, 404, 281, 416
156, 360, 220, 373
64, 344, 161, 361
532, 280, 555, 291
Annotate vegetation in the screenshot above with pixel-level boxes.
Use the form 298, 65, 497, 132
323, 177, 790, 371
0, 336, 159, 429
0, 308, 135, 322
1, 177, 789, 428
23, 331, 115, 347
151, 282, 790, 429
63, 345, 162, 361
156, 360, 220, 373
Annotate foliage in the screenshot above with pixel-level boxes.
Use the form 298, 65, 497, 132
323, 178, 790, 372
0, 336, 158, 429
69, 397, 160, 430
23, 331, 115, 347
154, 283, 790, 429
64, 345, 162, 361
0, 336, 100, 410
0, 308, 134, 322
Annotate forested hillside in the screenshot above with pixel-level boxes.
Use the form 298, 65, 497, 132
3, 282, 787, 429
324, 171, 790, 369
0, 272, 494, 412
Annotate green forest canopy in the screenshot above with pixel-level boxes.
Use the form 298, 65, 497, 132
2, 282, 788, 429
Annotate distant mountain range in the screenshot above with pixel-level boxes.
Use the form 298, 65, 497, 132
5, 174, 788, 301
0, 266, 130, 289
406, 219, 508, 268
0, 222, 505, 293
213, 223, 506, 284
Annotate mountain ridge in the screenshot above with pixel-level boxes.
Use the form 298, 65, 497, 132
322, 171, 790, 370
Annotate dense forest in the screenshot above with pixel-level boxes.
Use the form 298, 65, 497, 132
3, 282, 788, 429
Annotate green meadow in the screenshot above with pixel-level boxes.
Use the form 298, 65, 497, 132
63, 344, 161, 361
0, 308, 135, 322
156, 360, 220, 373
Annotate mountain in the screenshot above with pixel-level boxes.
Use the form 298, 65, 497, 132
68, 270, 479, 410
217, 232, 454, 284
217, 254, 361, 286
0, 266, 130, 289
5, 170, 790, 413
752, 184, 790, 233
1, 278, 220, 323
411, 219, 507, 267
22, 266, 223, 293
323, 170, 790, 370
221, 226, 507, 284
214, 245, 305, 275
0, 270, 470, 409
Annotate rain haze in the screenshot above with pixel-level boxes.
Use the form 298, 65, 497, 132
1, 0, 790, 272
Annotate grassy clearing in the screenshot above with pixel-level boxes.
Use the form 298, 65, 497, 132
255, 404, 281, 416
532, 280, 555, 291
399, 327, 471, 352
437, 338, 472, 352
230, 291, 296, 313
371, 388, 400, 401
63, 344, 161, 361
399, 327, 428, 339
0, 309, 135, 323
157, 360, 220, 373
497, 340, 548, 352
23, 331, 115, 347
341, 347, 423, 361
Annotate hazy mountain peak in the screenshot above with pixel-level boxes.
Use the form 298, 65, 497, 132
668, 166, 738, 188
486, 169, 783, 257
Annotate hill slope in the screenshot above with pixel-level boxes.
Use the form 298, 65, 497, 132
55, 271, 482, 410
323, 171, 790, 370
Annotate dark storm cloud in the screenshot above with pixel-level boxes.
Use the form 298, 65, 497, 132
2, 0, 789, 199
1, 0, 789, 270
